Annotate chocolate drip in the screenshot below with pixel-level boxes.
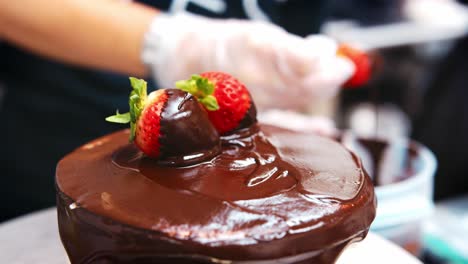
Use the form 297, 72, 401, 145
158, 89, 220, 166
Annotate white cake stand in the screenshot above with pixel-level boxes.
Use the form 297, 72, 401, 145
0, 208, 421, 264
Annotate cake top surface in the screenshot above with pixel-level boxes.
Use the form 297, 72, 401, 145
56, 124, 375, 248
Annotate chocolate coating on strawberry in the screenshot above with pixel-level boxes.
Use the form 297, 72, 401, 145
234, 100, 257, 132
159, 89, 220, 165
176, 72, 257, 135
106, 78, 220, 166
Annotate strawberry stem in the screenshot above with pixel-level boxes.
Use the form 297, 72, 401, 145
176, 75, 219, 111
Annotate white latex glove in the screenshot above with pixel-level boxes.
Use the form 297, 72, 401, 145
142, 13, 355, 111
258, 109, 338, 138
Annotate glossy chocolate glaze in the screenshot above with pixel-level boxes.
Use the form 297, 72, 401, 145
158, 89, 220, 166
56, 125, 376, 263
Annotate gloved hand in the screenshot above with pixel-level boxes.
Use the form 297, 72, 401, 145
259, 109, 338, 137
142, 13, 355, 111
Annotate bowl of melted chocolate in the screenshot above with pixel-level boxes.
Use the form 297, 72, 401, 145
342, 133, 436, 256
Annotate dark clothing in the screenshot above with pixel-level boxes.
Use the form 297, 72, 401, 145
0, 0, 328, 222
329, 0, 404, 26
413, 36, 468, 200
0, 51, 133, 219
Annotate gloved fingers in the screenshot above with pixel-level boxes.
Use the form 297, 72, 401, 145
266, 34, 351, 106
246, 21, 289, 47
236, 32, 354, 110
298, 56, 355, 100
304, 35, 339, 58
143, 12, 212, 87
222, 23, 290, 94
274, 35, 339, 80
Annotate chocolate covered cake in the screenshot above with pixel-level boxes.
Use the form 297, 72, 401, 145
56, 73, 376, 263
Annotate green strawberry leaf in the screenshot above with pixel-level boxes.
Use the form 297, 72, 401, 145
175, 80, 196, 94
176, 75, 218, 111
106, 77, 149, 141
127, 77, 148, 140
192, 75, 214, 96
105, 111, 131, 123
199, 95, 219, 111
129, 77, 147, 99
129, 93, 141, 123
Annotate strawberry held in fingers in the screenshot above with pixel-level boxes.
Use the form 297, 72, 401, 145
176, 72, 257, 135
106, 77, 220, 165
337, 44, 372, 88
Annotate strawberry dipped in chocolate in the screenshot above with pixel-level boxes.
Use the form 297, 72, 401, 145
176, 72, 257, 135
106, 77, 220, 166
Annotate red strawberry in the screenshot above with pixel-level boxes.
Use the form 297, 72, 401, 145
132, 89, 167, 157
106, 77, 220, 165
176, 72, 257, 135
337, 44, 372, 88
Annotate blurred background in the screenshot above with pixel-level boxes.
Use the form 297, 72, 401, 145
1, 0, 467, 263
323, 0, 468, 262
